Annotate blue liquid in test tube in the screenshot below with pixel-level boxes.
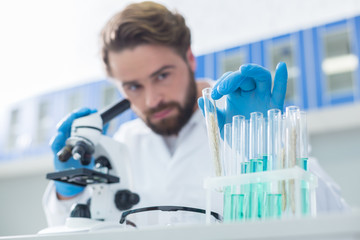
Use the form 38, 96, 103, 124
223, 123, 232, 222
265, 109, 283, 219
232, 115, 246, 221
248, 112, 264, 219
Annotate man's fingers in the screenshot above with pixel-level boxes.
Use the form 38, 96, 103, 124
212, 64, 271, 100
239, 64, 272, 95
57, 108, 97, 134
213, 71, 248, 97
271, 62, 288, 108
211, 71, 233, 100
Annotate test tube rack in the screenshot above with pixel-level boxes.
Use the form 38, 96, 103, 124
204, 166, 318, 223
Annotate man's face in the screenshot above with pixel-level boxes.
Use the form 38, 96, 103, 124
108, 44, 197, 136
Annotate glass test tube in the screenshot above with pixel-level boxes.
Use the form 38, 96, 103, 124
223, 123, 232, 222
223, 123, 232, 176
299, 111, 308, 171
267, 109, 282, 171
249, 112, 264, 173
284, 106, 300, 169
265, 108, 283, 219
243, 119, 250, 174
263, 118, 268, 171
232, 115, 247, 221
232, 115, 246, 175
249, 112, 265, 220
284, 106, 300, 216
202, 88, 222, 177
243, 119, 251, 219
299, 111, 310, 215
224, 121, 246, 222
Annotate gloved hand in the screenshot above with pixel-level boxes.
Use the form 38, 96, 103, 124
198, 62, 287, 136
50, 108, 97, 198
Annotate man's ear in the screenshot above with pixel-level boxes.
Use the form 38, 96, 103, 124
186, 47, 196, 73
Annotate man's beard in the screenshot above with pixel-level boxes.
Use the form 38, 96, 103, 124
143, 69, 197, 136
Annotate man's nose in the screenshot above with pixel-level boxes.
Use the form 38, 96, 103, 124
145, 87, 163, 108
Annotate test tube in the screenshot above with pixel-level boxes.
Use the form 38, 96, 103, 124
231, 115, 247, 221
262, 117, 268, 171
202, 88, 222, 177
223, 123, 233, 222
249, 112, 265, 220
284, 106, 300, 169
232, 115, 246, 175
265, 108, 283, 219
249, 112, 264, 173
299, 111, 310, 215
284, 106, 301, 215
243, 119, 250, 174
267, 109, 282, 171
299, 111, 308, 171
281, 114, 286, 169
223, 123, 232, 176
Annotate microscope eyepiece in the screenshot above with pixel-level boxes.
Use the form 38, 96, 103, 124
100, 99, 130, 125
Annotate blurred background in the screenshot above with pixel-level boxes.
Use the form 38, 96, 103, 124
0, 0, 360, 236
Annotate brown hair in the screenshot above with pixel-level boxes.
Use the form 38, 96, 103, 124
101, 1, 191, 76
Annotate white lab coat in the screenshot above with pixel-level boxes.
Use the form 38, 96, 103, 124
42, 109, 349, 227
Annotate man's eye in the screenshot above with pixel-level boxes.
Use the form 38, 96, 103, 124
127, 84, 142, 92
157, 72, 169, 81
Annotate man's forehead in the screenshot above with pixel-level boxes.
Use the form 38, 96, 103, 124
108, 46, 181, 83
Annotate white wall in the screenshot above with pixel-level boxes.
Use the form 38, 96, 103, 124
307, 103, 360, 207
0, 174, 48, 236
310, 128, 360, 207
0, 0, 360, 110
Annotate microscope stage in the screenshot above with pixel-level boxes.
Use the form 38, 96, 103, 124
47, 168, 120, 186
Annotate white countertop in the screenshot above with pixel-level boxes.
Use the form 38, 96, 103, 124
1, 210, 359, 240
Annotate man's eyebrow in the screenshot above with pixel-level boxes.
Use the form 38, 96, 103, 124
121, 65, 175, 87
122, 80, 139, 87
150, 65, 175, 78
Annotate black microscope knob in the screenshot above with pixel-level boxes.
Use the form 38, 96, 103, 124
57, 145, 73, 162
114, 190, 140, 211
70, 203, 91, 218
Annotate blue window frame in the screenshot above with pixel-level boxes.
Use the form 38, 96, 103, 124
315, 18, 359, 106
195, 55, 205, 79
195, 52, 217, 80
249, 41, 264, 66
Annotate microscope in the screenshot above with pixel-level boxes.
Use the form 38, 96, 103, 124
40, 99, 139, 233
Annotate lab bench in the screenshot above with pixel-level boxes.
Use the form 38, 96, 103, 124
1, 210, 359, 240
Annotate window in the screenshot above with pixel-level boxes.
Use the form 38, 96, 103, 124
324, 30, 351, 57
322, 29, 358, 95
7, 108, 20, 150
220, 50, 246, 74
101, 85, 118, 109
36, 101, 52, 144
100, 85, 119, 135
67, 92, 82, 112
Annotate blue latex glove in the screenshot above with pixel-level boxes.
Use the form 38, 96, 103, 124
198, 62, 287, 136
50, 108, 97, 197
